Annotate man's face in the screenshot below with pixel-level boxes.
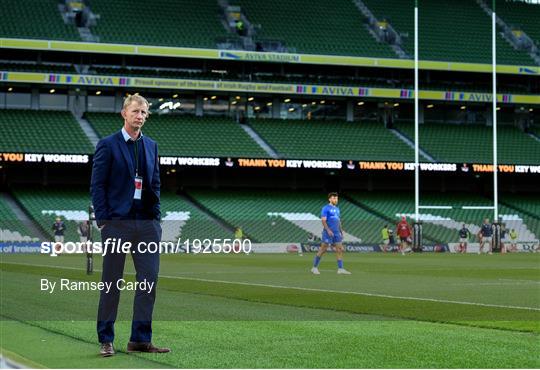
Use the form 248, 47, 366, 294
122, 102, 148, 131
329, 196, 338, 205
484, 218, 489, 224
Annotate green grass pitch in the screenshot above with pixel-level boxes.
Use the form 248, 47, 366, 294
1, 252, 539, 368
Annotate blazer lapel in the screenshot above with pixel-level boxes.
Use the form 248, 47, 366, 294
116, 131, 135, 176
143, 136, 155, 183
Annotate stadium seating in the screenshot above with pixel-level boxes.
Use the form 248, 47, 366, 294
250, 119, 416, 161
346, 191, 539, 244
89, 0, 227, 48
501, 194, 540, 236
188, 189, 387, 244
362, 0, 536, 65
496, 0, 540, 45
395, 122, 540, 164
0, 63, 75, 74
0, 195, 38, 242
0, 0, 80, 41
86, 113, 268, 158
1, 0, 537, 66
0, 110, 94, 154
160, 192, 230, 242
13, 187, 92, 242
12, 187, 231, 243
530, 125, 540, 138
233, 0, 396, 58
9, 187, 539, 246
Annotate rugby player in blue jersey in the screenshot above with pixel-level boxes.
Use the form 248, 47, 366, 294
311, 192, 351, 275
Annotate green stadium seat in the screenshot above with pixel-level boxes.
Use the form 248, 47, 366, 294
90, 0, 228, 48
0, 195, 39, 242
250, 119, 415, 161
188, 189, 384, 243
362, 0, 536, 65
347, 191, 539, 244
13, 187, 93, 242
0, 110, 94, 154
234, 0, 396, 58
496, 0, 540, 46
12, 187, 232, 243
160, 193, 230, 241
0, 0, 80, 41
85, 113, 268, 158
395, 122, 540, 164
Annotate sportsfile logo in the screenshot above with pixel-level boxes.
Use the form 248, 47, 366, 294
41, 238, 252, 256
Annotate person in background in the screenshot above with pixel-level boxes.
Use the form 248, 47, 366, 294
78, 220, 90, 252
507, 229, 518, 253
52, 216, 66, 252
477, 218, 493, 255
381, 224, 391, 253
234, 226, 244, 253
235, 20, 245, 36
396, 216, 412, 255
458, 224, 470, 253
499, 223, 508, 253
311, 192, 351, 275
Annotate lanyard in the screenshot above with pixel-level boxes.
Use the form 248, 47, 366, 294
133, 139, 139, 176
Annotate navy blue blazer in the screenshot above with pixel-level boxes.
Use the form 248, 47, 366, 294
90, 131, 160, 226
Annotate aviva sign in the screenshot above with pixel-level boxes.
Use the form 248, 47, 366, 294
2, 71, 539, 105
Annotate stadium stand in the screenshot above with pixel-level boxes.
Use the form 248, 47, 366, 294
1, 0, 536, 67
86, 113, 268, 157
233, 0, 396, 57
160, 192, 230, 242
0, 110, 94, 154
347, 191, 539, 244
362, 0, 536, 65
12, 187, 231, 243
8, 186, 539, 246
395, 122, 540, 164
13, 187, 92, 242
89, 0, 227, 48
0, 195, 38, 242
0, 0, 80, 41
501, 194, 540, 235
496, 0, 540, 45
250, 119, 415, 161
188, 189, 388, 244
530, 125, 540, 137
0, 62, 76, 74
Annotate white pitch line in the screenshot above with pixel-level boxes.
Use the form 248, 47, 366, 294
3, 261, 540, 312
499, 278, 540, 284
453, 282, 539, 286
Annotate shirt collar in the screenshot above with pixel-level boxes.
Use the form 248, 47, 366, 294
121, 127, 143, 142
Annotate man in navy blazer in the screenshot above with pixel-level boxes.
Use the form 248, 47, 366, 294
91, 94, 169, 357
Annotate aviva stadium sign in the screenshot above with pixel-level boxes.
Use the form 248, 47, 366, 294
2, 71, 539, 105
0, 38, 538, 76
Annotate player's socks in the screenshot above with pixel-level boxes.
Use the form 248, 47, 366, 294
313, 255, 321, 267
337, 259, 343, 269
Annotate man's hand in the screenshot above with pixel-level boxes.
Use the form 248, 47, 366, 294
327, 229, 334, 237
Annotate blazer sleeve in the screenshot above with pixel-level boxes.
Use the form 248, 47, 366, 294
90, 139, 111, 226
151, 142, 161, 221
